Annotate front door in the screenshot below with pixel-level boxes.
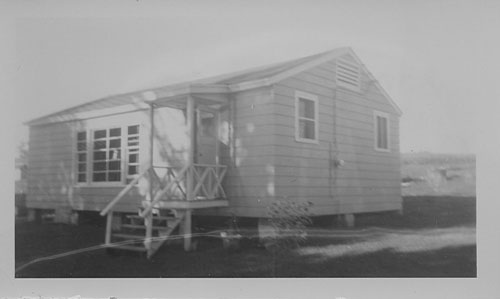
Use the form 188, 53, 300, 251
195, 109, 217, 165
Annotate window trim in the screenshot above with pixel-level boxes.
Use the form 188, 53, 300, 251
336, 58, 361, 92
373, 110, 390, 152
74, 124, 140, 187
75, 131, 89, 184
295, 90, 319, 144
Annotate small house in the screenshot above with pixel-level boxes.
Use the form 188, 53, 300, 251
25, 47, 402, 256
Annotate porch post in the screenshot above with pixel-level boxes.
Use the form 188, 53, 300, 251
186, 95, 195, 201
183, 209, 192, 251
215, 110, 220, 166
184, 95, 195, 252
149, 103, 155, 172
145, 103, 155, 252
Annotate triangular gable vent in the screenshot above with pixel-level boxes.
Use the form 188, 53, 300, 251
336, 59, 360, 91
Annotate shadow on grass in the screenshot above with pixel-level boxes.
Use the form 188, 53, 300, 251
15, 196, 476, 277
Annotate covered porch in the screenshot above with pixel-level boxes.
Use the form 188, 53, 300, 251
100, 85, 231, 256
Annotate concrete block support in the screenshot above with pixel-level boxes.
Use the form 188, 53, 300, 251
54, 207, 72, 223
27, 208, 37, 222
111, 213, 122, 231
258, 217, 277, 240
343, 213, 355, 227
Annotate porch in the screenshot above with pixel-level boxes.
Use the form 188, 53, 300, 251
99, 88, 230, 257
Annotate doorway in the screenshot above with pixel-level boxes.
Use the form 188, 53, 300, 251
195, 108, 218, 165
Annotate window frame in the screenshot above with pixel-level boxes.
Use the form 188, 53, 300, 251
295, 90, 319, 144
74, 124, 140, 187
75, 131, 89, 184
373, 110, 390, 152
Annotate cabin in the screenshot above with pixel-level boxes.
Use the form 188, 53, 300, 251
25, 47, 402, 257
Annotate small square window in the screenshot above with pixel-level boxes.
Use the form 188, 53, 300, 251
128, 165, 138, 175
78, 163, 86, 172
108, 172, 121, 182
93, 172, 106, 182
129, 154, 138, 163
93, 151, 106, 161
128, 125, 139, 135
77, 132, 87, 141
94, 140, 106, 150
77, 142, 87, 151
110, 128, 121, 137
108, 161, 121, 171
94, 162, 107, 171
78, 153, 86, 162
78, 173, 87, 182
94, 130, 106, 139
109, 139, 121, 148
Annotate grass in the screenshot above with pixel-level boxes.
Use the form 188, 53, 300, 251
15, 196, 476, 278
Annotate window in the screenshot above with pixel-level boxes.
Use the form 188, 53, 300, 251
295, 91, 319, 143
336, 59, 360, 91
198, 111, 216, 137
92, 128, 122, 182
126, 125, 140, 183
76, 125, 140, 185
76, 131, 88, 182
374, 111, 390, 151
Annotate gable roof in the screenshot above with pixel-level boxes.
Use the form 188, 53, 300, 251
27, 47, 402, 126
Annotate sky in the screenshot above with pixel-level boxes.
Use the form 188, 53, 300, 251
4, 1, 500, 155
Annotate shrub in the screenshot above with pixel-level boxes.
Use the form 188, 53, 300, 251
266, 198, 313, 252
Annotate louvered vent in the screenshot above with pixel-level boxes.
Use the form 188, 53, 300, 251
336, 59, 360, 91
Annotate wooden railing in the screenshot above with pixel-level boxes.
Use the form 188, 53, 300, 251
191, 164, 227, 200
100, 167, 151, 216
139, 163, 227, 217
100, 163, 227, 246
100, 163, 228, 217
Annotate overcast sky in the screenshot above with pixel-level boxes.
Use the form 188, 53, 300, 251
4, 1, 499, 154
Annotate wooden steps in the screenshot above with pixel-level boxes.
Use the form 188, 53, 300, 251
105, 211, 183, 258
108, 244, 147, 252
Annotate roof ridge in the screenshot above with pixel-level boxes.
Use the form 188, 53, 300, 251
26, 47, 402, 126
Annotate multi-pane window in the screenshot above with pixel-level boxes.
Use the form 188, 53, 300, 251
374, 111, 389, 151
76, 131, 87, 182
295, 91, 319, 143
93, 128, 122, 182
126, 125, 140, 183
76, 125, 140, 184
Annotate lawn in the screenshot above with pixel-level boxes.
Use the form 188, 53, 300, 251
15, 196, 476, 278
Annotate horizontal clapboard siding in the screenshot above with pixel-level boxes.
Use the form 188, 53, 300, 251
216, 86, 278, 217
26, 123, 75, 210
27, 111, 151, 213
269, 54, 401, 215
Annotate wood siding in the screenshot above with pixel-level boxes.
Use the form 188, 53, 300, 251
271, 53, 401, 216
27, 104, 219, 216
26, 53, 402, 219
27, 122, 75, 212
26, 110, 183, 214
212, 87, 279, 217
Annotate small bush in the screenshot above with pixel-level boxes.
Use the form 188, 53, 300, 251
266, 198, 313, 251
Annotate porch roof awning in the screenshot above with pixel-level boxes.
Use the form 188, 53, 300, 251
151, 83, 230, 108
25, 83, 230, 126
